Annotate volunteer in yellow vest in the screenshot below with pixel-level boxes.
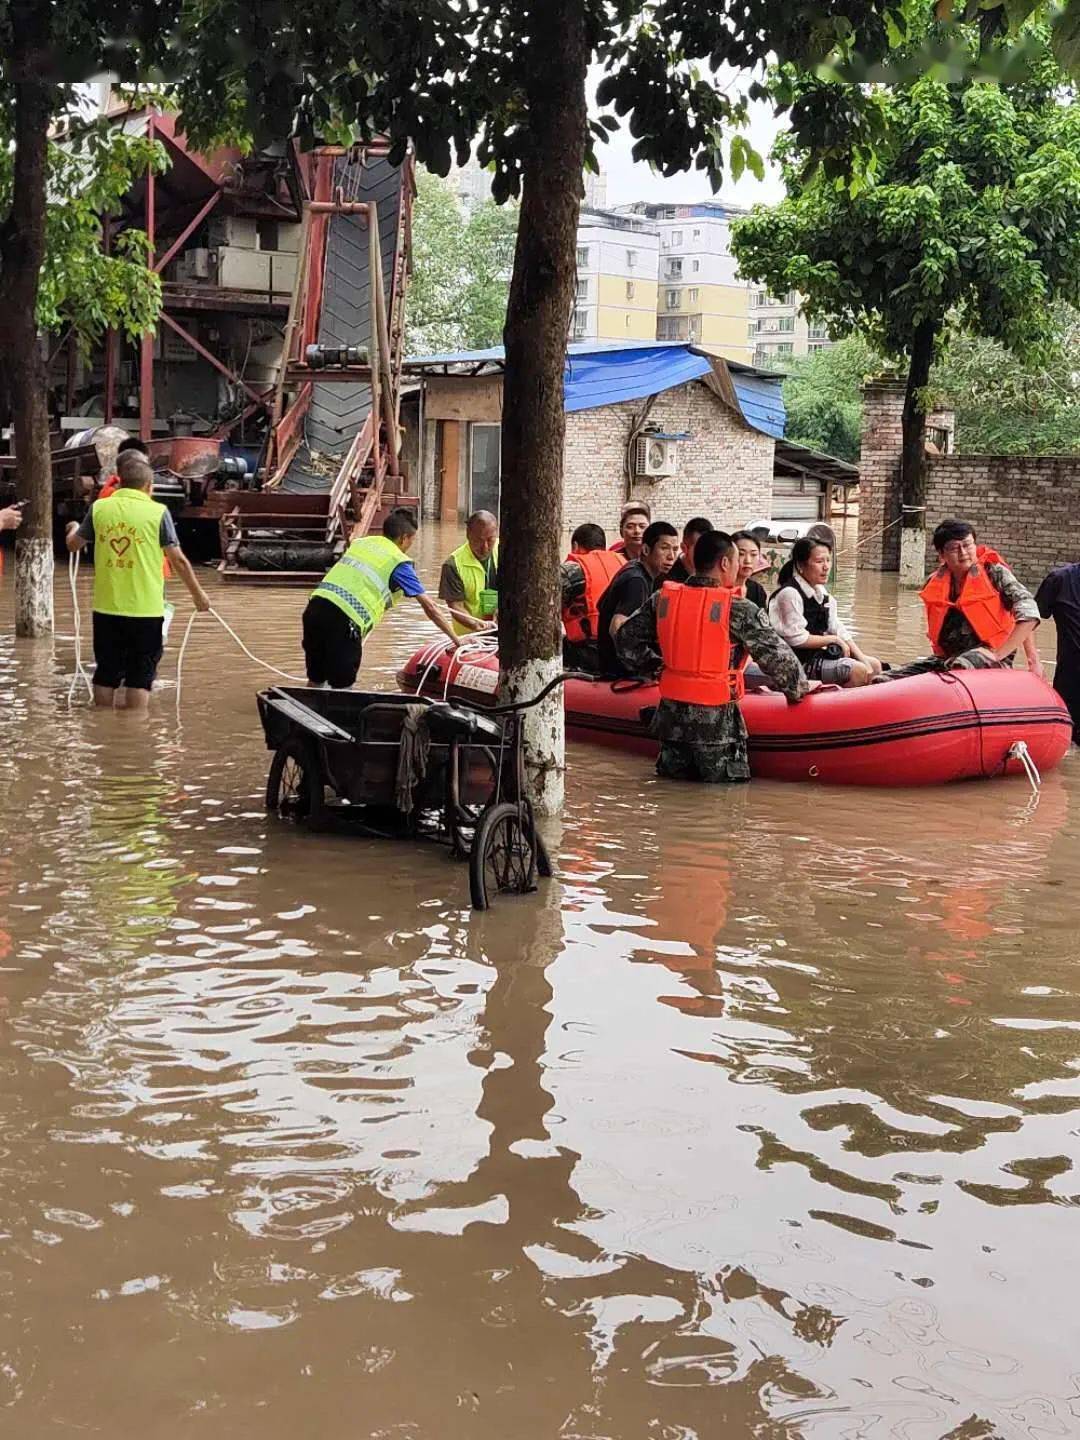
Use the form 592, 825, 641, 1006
65, 456, 209, 711
302, 507, 460, 688
878, 518, 1040, 682
614, 529, 808, 783
438, 510, 499, 635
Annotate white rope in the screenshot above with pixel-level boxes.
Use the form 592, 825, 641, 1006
1008, 739, 1042, 796
174, 606, 307, 712
67, 550, 94, 706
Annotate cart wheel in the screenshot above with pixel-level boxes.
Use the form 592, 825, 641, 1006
266, 735, 326, 827
469, 801, 539, 909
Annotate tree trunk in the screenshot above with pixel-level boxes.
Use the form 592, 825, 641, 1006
899, 319, 936, 588
498, 0, 589, 815
0, 22, 56, 636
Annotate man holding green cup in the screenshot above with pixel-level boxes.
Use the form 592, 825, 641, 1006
440, 510, 500, 636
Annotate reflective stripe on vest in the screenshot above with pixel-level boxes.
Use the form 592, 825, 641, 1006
920, 562, 1013, 657
312, 534, 404, 637
562, 548, 625, 643
450, 540, 499, 635
656, 581, 745, 706
91, 488, 168, 618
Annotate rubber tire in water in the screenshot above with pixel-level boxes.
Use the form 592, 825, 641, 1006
469, 801, 539, 910
265, 735, 327, 828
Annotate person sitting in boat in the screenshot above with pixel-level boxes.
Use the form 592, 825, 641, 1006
614, 529, 808, 783
881, 519, 1040, 681
561, 523, 625, 674
769, 537, 883, 688
669, 516, 712, 583
439, 510, 499, 635
597, 520, 680, 677
303, 508, 461, 689
731, 531, 770, 610
610, 501, 651, 561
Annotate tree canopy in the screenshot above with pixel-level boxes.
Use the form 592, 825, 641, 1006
407, 170, 517, 356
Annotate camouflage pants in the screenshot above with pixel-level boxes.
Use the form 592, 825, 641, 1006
877, 649, 1010, 682
656, 741, 752, 784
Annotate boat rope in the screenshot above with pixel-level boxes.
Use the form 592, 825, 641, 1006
174, 608, 307, 712
1007, 739, 1042, 796
833, 511, 904, 559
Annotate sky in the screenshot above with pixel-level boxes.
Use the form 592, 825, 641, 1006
599, 97, 786, 210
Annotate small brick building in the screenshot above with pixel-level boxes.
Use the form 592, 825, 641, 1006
859, 379, 1080, 584
401, 340, 796, 541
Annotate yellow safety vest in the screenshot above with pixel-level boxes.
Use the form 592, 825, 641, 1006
449, 540, 499, 635
91, 488, 168, 618
311, 534, 406, 637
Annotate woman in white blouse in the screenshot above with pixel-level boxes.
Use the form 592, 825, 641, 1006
768, 537, 883, 688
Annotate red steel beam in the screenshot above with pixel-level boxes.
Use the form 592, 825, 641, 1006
159, 310, 267, 408
153, 189, 222, 275
139, 112, 156, 442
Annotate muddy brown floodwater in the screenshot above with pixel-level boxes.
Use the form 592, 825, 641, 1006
1, 521, 1079, 1440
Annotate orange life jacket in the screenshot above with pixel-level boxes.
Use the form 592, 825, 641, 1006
920, 556, 1013, 657
97, 475, 173, 580
563, 548, 625, 643
656, 581, 746, 706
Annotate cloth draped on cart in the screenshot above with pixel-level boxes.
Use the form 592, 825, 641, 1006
395, 706, 432, 814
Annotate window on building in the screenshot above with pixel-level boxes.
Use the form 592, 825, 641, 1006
625, 314, 632, 329
688, 287, 699, 303
692, 259, 700, 273
572, 309, 588, 338
626, 249, 637, 268
670, 229, 682, 245
748, 322, 757, 338
777, 342, 794, 356
785, 291, 797, 305
754, 346, 768, 365
808, 342, 826, 353
576, 246, 589, 268
667, 258, 683, 279
693, 228, 701, 238
778, 315, 795, 332
809, 323, 829, 339
575, 278, 588, 301
666, 289, 681, 310
658, 316, 686, 340
689, 317, 701, 340
756, 290, 768, 306
625, 280, 636, 301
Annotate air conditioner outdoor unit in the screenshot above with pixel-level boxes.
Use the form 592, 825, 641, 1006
635, 435, 679, 478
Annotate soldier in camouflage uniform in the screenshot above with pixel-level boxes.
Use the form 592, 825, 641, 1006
877, 519, 1040, 682
615, 530, 808, 783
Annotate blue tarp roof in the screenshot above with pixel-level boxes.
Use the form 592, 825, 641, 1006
405, 339, 786, 440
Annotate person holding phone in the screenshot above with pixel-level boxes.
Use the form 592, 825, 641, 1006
0, 503, 24, 531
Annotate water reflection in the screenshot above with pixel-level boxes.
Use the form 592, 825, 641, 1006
1, 528, 1079, 1437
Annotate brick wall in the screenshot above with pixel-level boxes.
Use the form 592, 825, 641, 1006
563, 381, 775, 541
858, 379, 905, 571
859, 377, 1080, 583
923, 455, 1080, 584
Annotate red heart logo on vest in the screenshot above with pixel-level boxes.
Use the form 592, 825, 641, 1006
109, 536, 131, 557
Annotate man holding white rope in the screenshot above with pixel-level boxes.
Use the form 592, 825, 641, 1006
302, 508, 462, 688
66, 456, 210, 711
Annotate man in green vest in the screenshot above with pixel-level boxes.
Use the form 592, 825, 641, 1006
439, 510, 499, 635
65, 455, 210, 711
302, 507, 460, 687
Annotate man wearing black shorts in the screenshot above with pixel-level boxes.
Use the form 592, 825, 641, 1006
303, 508, 461, 687
66, 455, 210, 710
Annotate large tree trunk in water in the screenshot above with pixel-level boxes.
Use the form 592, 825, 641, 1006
899, 320, 936, 588
498, 0, 588, 815
0, 25, 55, 636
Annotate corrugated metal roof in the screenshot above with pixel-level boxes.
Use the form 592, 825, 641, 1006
404, 340, 785, 439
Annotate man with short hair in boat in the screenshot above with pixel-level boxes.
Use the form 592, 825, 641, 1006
65, 456, 210, 711
439, 510, 500, 636
668, 516, 712, 584
597, 520, 681, 678
560, 522, 624, 674
881, 519, 1040, 682
303, 508, 461, 688
610, 501, 651, 561
614, 529, 808, 783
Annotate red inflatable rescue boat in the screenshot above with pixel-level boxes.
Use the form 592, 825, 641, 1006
398, 645, 1073, 786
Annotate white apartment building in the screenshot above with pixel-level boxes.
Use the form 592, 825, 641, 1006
749, 287, 833, 366
573, 209, 660, 342
615, 202, 752, 363
450, 159, 607, 212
